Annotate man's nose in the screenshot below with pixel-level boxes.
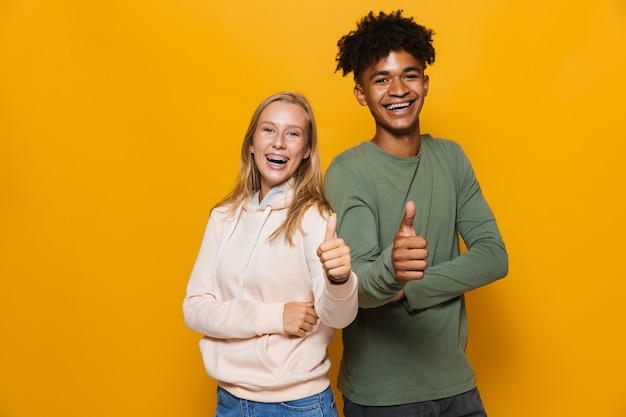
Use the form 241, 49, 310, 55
389, 77, 409, 97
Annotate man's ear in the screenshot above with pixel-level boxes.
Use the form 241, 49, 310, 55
354, 84, 368, 106
424, 74, 430, 97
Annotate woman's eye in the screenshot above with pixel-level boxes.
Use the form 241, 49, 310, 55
287, 131, 301, 137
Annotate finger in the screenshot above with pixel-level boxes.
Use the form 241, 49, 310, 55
304, 319, 317, 330
396, 271, 425, 281
305, 307, 318, 320
394, 259, 428, 271
390, 290, 405, 302
291, 329, 306, 338
323, 251, 351, 274
399, 201, 416, 236
323, 213, 337, 242
295, 301, 314, 308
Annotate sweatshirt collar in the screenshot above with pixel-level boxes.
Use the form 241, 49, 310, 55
250, 179, 294, 211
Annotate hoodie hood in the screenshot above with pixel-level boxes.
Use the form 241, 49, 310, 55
248, 178, 294, 212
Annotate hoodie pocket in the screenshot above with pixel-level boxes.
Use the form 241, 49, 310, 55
257, 332, 314, 373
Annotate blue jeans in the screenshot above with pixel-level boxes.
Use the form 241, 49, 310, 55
215, 385, 338, 417
343, 387, 487, 417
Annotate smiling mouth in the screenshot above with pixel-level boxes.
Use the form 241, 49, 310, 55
384, 101, 413, 111
266, 155, 288, 165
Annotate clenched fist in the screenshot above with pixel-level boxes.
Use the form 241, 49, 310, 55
283, 302, 318, 337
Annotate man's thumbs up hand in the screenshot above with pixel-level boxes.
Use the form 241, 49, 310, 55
392, 201, 428, 281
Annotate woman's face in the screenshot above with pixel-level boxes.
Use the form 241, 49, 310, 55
250, 101, 311, 200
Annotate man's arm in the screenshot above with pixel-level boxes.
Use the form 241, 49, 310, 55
401, 148, 508, 311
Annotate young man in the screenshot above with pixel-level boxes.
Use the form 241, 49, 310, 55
324, 10, 509, 417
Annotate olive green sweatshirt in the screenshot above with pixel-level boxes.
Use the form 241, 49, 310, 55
324, 135, 508, 406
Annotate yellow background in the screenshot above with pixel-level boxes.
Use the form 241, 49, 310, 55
1, 0, 625, 416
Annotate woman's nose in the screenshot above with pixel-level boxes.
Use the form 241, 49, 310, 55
272, 132, 286, 148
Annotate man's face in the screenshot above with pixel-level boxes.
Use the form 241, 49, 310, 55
354, 49, 429, 138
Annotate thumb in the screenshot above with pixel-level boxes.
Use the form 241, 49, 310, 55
324, 213, 337, 242
399, 201, 416, 236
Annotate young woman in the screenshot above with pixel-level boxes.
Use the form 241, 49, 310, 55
183, 91, 358, 417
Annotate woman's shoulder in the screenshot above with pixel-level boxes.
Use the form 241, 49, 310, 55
209, 201, 241, 222
295, 204, 329, 245
301, 202, 331, 226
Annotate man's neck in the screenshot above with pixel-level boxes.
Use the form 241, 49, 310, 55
371, 132, 422, 157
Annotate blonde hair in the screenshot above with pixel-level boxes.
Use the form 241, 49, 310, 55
214, 91, 329, 245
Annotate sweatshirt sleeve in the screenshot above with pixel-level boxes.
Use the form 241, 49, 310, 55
325, 164, 405, 309
182, 212, 285, 339
402, 146, 509, 311
302, 207, 358, 329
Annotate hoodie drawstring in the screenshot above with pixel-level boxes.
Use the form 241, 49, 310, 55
237, 205, 272, 298
212, 203, 273, 300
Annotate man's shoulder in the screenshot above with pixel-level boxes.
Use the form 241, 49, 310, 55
422, 134, 461, 151
332, 141, 370, 159
327, 141, 372, 171
422, 135, 467, 165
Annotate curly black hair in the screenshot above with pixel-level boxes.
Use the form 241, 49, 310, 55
335, 10, 436, 82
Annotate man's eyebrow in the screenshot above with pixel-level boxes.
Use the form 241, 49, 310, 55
368, 67, 422, 80
403, 66, 423, 74
369, 70, 390, 80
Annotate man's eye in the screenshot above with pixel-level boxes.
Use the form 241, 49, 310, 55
374, 78, 388, 84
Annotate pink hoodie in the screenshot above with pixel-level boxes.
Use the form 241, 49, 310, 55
183, 183, 358, 402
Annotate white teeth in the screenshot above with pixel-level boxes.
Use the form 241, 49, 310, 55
386, 102, 410, 110
267, 155, 288, 164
